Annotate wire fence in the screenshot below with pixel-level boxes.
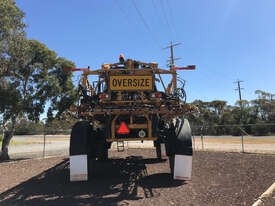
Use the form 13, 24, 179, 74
190, 124, 275, 154
41, 129, 71, 158
6, 123, 275, 159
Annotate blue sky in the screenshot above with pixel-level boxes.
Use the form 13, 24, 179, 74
17, 0, 275, 105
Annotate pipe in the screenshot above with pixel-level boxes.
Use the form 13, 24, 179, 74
252, 182, 275, 206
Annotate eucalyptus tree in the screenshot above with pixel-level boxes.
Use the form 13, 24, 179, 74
0, 39, 75, 160
0, 1, 76, 160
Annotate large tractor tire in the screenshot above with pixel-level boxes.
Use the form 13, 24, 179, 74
96, 142, 109, 161
154, 141, 162, 159
165, 118, 193, 175
70, 121, 108, 160
152, 115, 162, 159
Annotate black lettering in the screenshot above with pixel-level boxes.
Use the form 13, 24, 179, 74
145, 79, 150, 87
128, 79, 132, 86
141, 79, 145, 87
112, 79, 117, 87
117, 79, 122, 87
133, 79, 137, 87
123, 79, 127, 87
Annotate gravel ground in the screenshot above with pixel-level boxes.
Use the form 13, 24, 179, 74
0, 149, 275, 206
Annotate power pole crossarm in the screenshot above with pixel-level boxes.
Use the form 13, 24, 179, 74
163, 41, 182, 70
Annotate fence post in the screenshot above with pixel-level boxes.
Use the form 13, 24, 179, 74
192, 135, 196, 151
241, 134, 244, 153
43, 126, 46, 158
200, 126, 204, 150
239, 126, 244, 153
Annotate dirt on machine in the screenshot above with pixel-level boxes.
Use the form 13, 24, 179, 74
66, 55, 197, 181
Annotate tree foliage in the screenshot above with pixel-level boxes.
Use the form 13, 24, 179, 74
189, 92, 275, 136
0, 0, 76, 160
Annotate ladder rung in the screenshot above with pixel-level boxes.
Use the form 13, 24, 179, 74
117, 141, 125, 152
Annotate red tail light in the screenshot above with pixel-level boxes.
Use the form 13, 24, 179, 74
117, 122, 130, 134
152, 92, 162, 98
99, 93, 109, 99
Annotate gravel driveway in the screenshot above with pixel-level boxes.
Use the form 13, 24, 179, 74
0, 149, 274, 206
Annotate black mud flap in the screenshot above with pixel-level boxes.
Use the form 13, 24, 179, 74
167, 119, 193, 175
70, 121, 94, 156
174, 119, 193, 156
70, 121, 93, 181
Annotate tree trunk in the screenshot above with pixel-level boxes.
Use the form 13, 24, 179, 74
0, 117, 16, 161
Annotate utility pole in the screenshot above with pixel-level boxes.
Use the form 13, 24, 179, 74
163, 41, 182, 70
235, 80, 244, 104
163, 41, 181, 95
234, 80, 244, 153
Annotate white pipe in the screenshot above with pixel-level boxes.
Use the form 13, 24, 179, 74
252, 182, 275, 206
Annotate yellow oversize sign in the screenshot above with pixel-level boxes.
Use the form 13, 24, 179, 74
110, 76, 153, 90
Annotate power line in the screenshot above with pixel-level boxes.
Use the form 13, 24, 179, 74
164, 0, 177, 39
151, 0, 168, 31
159, 0, 174, 39
131, 0, 159, 47
113, 0, 132, 25
131, 0, 152, 35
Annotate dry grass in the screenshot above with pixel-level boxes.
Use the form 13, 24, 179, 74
194, 137, 275, 144
24, 136, 275, 145
0, 141, 41, 146
19, 136, 275, 145
23, 137, 69, 141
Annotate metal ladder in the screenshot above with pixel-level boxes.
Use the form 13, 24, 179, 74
117, 141, 125, 152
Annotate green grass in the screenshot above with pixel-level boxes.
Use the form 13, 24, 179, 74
10, 141, 41, 145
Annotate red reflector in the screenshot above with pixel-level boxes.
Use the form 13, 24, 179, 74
117, 122, 130, 134
64, 68, 89, 71
155, 93, 162, 98
174, 65, 196, 70
99, 93, 106, 99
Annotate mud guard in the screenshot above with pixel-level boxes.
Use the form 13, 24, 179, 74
69, 121, 92, 181
167, 118, 193, 180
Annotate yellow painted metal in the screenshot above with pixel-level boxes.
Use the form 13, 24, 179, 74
115, 124, 147, 129
109, 76, 153, 91
111, 114, 119, 139
82, 68, 175, 76
130, 115, 133, 124
79, 103, 195, 117
82, 74, 88, 89
106, 137, 157, 142
158, 73, 166, 92
144, 114, 152, 137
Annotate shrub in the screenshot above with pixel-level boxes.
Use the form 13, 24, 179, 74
251, 124, 270, 136
231, 126, 242, 136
